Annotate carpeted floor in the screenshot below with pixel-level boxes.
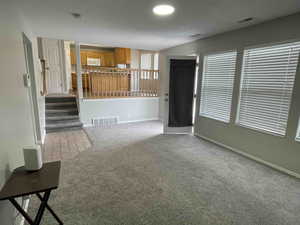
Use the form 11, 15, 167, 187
28, 121, 300, 225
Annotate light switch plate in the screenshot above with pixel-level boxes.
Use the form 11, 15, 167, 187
23, 73, 31, 87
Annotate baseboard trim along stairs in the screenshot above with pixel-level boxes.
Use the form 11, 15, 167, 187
45, 95, 83, 133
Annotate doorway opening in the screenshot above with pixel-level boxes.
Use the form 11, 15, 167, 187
163, 55, 199, 134
23, 33, 42, 143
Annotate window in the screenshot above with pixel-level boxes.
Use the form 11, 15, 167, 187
87, 57, 101, 66
140, 52, 159, 79
141, 53, 152, 70
154, 53, 159, 70
237, 41, 300, 136
117, 64, 126, 69
199, 51, 237, 122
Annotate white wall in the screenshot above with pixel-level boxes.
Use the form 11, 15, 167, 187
0, 2, 43, 225
160, 13, 300, 176
80, 97, 159, 126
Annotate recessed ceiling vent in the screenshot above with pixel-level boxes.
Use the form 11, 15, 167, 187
71, 12, 81, 19
238, 17, 254, 23
190, 33, 202, 38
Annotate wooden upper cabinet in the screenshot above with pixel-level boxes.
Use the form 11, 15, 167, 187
115, 48, 131, 64
70, 49, 88, 65
102, 52, 115, 67
70, 49, 121, 67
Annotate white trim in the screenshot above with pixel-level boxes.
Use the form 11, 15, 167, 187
163, 126, 192, 134
82, 97, 159, 102
41, 129, 46, 144
36, 129, 46, 145
194, 133, 300, 179
118, 118, 160, 124
83, 118, 160, 127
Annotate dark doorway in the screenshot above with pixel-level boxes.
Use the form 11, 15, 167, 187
168, 59, 196, 127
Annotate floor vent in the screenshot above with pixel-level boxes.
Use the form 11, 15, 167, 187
92, 116, 118, 128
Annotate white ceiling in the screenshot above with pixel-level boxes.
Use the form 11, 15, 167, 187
17, 0, 300, 50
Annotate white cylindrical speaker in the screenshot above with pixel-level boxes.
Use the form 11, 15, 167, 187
23, 145, 43, 171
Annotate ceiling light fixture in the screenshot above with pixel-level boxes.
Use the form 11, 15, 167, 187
153, 4, 175, 16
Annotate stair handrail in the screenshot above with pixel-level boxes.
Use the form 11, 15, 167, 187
40, 59, 47, 96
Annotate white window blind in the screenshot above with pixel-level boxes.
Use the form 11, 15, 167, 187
199, 51, 237, 122
141, 53, 152, 70
237, 41, 300, 136
297, 122, 300, 141
154, 53, 159, 70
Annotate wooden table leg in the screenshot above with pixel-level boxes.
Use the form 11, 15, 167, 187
34, 190, 51, 225
36, 192, 63, 224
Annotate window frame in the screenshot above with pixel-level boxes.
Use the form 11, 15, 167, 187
235, 40, 300, 137
199, 49, 238, 123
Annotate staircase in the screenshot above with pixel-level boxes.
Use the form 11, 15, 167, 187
45, 95, 83, 133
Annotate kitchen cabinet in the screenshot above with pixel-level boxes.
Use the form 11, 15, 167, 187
102, 52, 115, 67
70, 50, 116, 67
114, 48, 131, 64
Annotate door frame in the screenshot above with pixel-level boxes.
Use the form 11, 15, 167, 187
23, 33, 42, 143
163, 55, 198, 134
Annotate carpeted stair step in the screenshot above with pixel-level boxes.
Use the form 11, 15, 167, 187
46, 108, 78, 116
47, 119, 80, 125
45, 96, 76, 103
46, 121, 83, 133
46, 115, 80, 122
45, 95, 82, 133
46, 102, 77, 109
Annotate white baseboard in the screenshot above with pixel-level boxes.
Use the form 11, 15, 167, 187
118, 118, 160, 124
194, 133, 300, 179
83, 97, 159, 102
84, 118, 160, 127
36, 129, 46, 145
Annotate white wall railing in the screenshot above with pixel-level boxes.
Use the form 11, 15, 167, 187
72, 66, 159, 99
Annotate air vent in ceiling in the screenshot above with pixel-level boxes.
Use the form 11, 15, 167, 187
71, 12, 81, 19
190, 33, 202, 38
238, 17, 254, 23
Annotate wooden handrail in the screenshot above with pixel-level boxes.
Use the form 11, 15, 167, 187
40, 59, 47, 96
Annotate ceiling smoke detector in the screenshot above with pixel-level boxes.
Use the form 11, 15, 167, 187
153, 5, 175, 16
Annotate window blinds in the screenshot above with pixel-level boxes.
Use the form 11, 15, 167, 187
199, 51, 237, 122
141, 53, 152, 70
237, 41, 300, 136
